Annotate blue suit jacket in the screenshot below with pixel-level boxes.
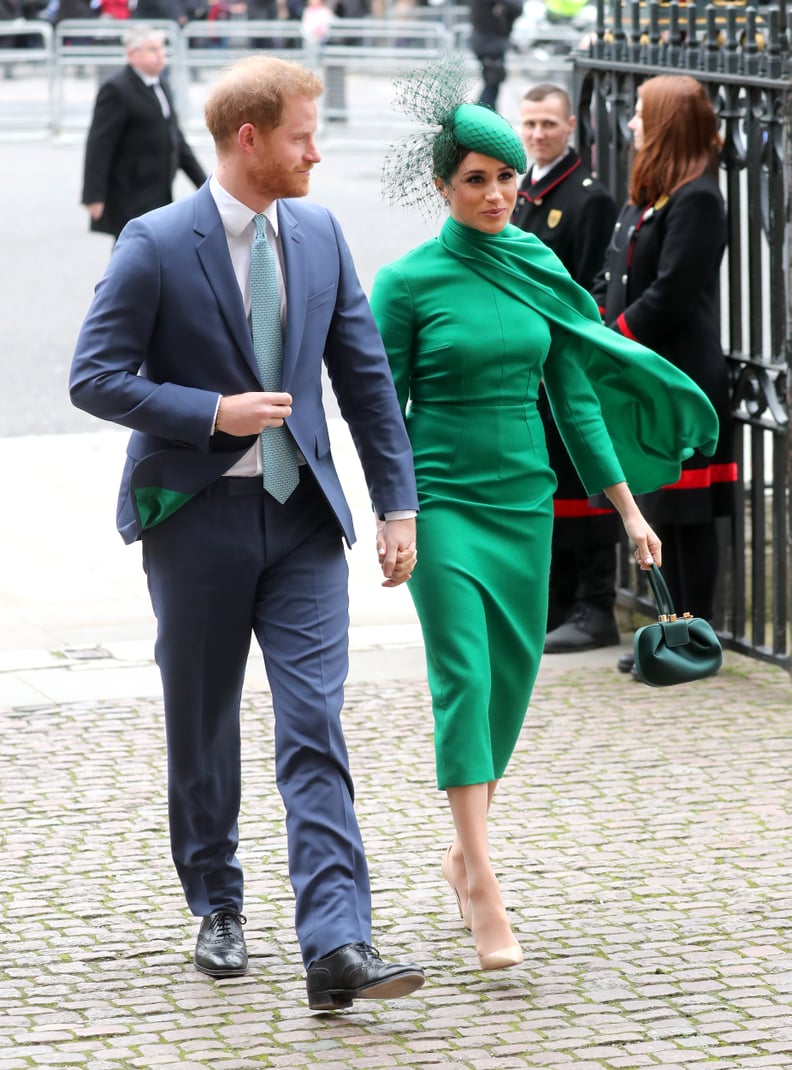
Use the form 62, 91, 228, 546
70, 182, 418, 545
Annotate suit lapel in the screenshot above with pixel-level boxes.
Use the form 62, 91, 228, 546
278, 201, 306, 389
193, 187, 260, 380
126, 64, 163, 119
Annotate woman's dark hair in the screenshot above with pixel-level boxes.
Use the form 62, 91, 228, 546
432, 132, 472, 183
630, 75, 723, 206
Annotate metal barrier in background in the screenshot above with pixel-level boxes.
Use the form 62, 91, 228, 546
31, 15, 455, 135
178, 19, 307, 130
450, 16, 577, 88
3, 10, 574, 138
0, 16, 51, 66
180, 17, 454, 129
397, 1, 469, 30
181, 18, 305, 68
574, 0, 792, 673
317, 18, 454, 125
52, 19, 184, 136
0, 19, 53, 132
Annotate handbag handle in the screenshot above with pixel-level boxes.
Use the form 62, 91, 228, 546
646, 564, 678, 620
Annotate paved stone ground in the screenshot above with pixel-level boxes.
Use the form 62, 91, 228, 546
3, 653, 792, 1069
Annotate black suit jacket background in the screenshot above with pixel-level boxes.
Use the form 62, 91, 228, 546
82, 63, 206, 238
512, 149, 616, 292
512, 148, 620, 544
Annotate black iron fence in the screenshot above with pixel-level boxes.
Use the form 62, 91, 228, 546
572, 0, 791, 672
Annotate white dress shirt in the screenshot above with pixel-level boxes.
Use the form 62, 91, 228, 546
530, 152, 568, 184
210, 174, 286, 477
132, 67, 171, 119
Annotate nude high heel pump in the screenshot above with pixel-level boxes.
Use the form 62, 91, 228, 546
441, 846, 472, 930
478, 943, 524, 971
471, 890, 524, 970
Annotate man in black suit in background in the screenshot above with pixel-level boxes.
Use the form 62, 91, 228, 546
82, 24, 206, 239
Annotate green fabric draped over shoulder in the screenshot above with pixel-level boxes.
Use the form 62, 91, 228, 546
438, 217, 719, 496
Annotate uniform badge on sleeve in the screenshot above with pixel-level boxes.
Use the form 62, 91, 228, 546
547, 209, 563, 229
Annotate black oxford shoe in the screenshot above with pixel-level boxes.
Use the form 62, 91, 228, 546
306, 942, 425, 1011
544, 603, 620, 654
194, 910, 248, 978
617, 652, 635, 673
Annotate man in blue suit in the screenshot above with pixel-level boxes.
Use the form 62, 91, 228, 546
70, 55, 424, 1012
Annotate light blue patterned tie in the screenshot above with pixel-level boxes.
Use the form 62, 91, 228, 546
250, 213, 299, 503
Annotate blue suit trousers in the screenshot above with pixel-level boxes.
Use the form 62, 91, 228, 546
140, 470, 372, 967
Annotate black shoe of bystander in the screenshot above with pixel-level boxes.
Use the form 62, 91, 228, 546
544, 603, 620, 654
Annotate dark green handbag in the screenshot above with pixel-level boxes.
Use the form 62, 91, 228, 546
633, 565, 723, 686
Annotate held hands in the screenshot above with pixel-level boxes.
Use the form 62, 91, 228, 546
216, 392, 293, 436
376, 518, 417, 588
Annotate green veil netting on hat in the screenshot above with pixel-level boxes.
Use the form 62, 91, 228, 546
381, 54, 526, 217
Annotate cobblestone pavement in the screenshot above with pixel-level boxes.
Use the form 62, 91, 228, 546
3, 653, 792, 1069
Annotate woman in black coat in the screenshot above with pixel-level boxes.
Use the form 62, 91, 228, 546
592, 75, 736, 652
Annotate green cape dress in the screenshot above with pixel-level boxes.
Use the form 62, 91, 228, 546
371, 218, 718, 789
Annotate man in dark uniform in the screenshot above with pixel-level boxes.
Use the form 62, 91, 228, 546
512, 83, 621, 653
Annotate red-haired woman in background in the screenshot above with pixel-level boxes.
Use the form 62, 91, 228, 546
592, 75, 737, 674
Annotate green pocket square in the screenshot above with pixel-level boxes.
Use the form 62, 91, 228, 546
134, 486, 195, 530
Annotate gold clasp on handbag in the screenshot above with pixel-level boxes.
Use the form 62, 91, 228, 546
634, 565, 723, 685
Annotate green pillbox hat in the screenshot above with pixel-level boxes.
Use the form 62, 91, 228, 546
449, 104, 527, 174
382, 56, 526, 215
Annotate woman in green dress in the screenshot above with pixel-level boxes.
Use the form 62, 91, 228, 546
370, 87, 719, 972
